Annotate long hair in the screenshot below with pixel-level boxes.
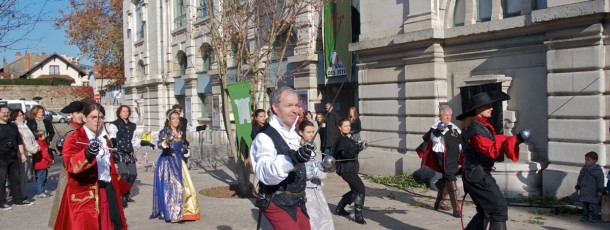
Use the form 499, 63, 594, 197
252, 109, 266, 127
29, 105, 45, 120
337, 118, 351, 137
348, 107, 359, 122
164, 110, 182, 133
460, 116, 474, 131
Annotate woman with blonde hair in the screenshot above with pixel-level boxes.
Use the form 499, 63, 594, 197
26, 105, 55, 145
348, 107, 361, 142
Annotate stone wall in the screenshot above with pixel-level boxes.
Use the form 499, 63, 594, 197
0, 85, 94, 111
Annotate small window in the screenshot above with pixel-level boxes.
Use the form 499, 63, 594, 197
503, 0, 521, 17
454, 0, 466, 26
533, 0, 547, 10
477, 0, 492, 22
50, 65, 60, 75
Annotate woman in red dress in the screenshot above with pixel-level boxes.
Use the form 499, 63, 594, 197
55, 103, 130, 230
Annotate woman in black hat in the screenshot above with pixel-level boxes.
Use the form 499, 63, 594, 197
457, 91, 526, 230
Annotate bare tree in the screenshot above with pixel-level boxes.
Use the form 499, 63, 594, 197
0, 0, 55, 50
190, 0, 321, 195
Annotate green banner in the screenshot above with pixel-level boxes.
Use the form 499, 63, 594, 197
227, 81, 253, 153
323, 0, 352, 78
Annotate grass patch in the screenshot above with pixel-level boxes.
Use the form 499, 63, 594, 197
364, 172, 427, 191
527, 216, 545, 225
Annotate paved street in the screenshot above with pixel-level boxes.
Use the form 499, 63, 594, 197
1, 127, 609, 229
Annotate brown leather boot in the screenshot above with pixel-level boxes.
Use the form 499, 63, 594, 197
434, 180, 450, 211
433, 179, 445, 210
447, 181, 461, 218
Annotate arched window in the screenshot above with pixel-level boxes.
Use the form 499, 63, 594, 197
503, 0, 521, 17
453, 0, 466, 27
200, 44, 213, 72
477, 0, 492, 22
137, 60, 145, 79
179, 54, 187, 75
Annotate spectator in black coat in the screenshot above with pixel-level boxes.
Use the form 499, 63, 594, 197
323, 103, 341, 157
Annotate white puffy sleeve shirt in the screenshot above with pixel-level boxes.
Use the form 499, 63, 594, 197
250, 115, 301, 185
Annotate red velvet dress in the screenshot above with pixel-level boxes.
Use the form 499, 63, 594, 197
54, 127, 130, 230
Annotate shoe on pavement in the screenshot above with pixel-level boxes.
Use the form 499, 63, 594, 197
37, 194, 49, 198
1, 204, 13, 210
16, 200, 34, 206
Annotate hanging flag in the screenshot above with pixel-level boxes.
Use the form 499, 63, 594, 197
323, 0, 352, 78
226, 80, 253, 153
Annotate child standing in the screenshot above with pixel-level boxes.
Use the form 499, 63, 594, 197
575, 151, 605, 223
299, 120, 335, 230
33, 130, 53, 198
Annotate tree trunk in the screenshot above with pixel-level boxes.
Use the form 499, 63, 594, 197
220, 83, 251, 196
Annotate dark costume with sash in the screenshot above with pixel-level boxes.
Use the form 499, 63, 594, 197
257, 124, 308, 221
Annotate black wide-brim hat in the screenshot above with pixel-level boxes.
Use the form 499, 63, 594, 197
60, 101, 84, 114
456, 91, 510, 120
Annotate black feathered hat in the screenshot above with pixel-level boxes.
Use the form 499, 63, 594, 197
456, 91, 510, 120
60, 101, 84, 114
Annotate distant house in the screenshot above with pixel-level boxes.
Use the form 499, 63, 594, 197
1, 52, 88, 85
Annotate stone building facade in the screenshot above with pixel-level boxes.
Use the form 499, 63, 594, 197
122, 0, 609, 198
352, 0, 609, 198
121, 0, 330, 135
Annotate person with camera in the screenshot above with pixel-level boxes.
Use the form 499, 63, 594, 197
333, 118, 368, 224
458, 91, 529, 230
54, 103, 130, 229
250, 87, 313, 229
416, 105, 462, 217
0, 105, 33, 210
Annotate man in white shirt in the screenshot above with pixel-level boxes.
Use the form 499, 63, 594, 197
250, 87, 314, 229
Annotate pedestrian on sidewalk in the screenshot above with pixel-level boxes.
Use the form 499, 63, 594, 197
251, 86, 312, 229
54, 103, 130, 230
48, 100, 85, 228
299, 120, 334, 230
457, 91, 526, 230
150, 110, 200, 223
333, 118, 367, 224
416, 105, 462, 217
0, 105, 33, 211
33, 130, 53, 198
575, 151, 605, 223
10, 109, 40, 201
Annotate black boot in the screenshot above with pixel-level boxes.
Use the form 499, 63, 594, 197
465, 213, 486, 230
335, 192, 352, 215
122, 196, 128, 208
353, 193, 366, 224
489, 221, 506, 230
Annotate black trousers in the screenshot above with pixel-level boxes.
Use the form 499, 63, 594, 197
117, 161, 137, 186
339, 171, 365, 195
462, 172, 508, 223
0, 157, 23, 204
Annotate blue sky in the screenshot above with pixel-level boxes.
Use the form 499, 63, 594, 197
2, 0, 93, 66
